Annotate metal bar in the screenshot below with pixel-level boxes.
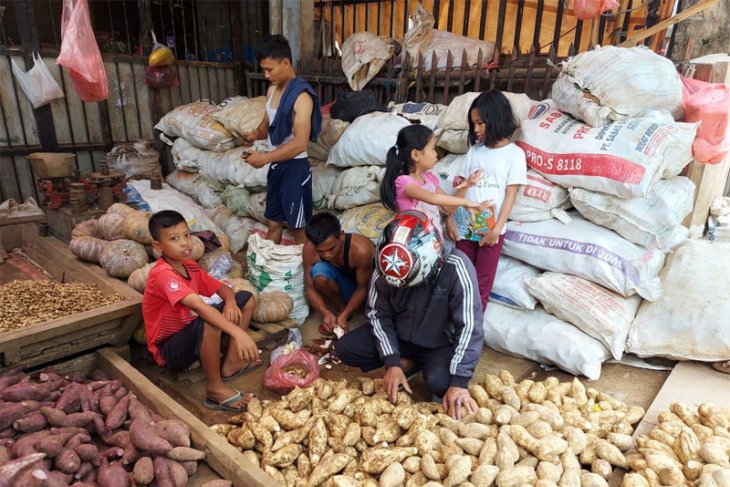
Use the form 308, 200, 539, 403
532, 0, 544, 52
446, 0, 454, 32
513, 0, 525, 53
330, 0, 336, 54
181, 0, 190, 59
48, 0, 59, 50
341, 0, 346, 46
574, 19, 584, 51
463, 0, 471, 36
106, 0, 116, 51
403, 0, 410, 37
474, 48, 484, 92
376, 0, 382, 35
525, 46, 537, 97
415, 52, 423, 102
551, 0, 565, 54
121, 0, 132, 55
192, 1, 200, 60
364, 0, 369, 32
428, 52, 437, 101
457, 49, 468, 96
479, 0, 488, 40
506, 48, 518, 92
443, 50, 453, 105
541, 44, 557, 99
598, 11, 608, 44
390, 0, 395, 37
490, 0, 508, 88
666, 0, 683, 59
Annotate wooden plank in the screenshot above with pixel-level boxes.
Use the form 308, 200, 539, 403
133, 62, 156, 137
619, 0, 720, 47
117, 62, 141, 141
97, 348, 277, 487
12, 155, 36, 201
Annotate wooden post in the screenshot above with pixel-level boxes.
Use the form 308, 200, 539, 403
281, 0, 314, 71
270, 0, 283, 34
683, 59, 730, 237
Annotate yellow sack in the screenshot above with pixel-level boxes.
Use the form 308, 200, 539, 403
148, 31, 175, 66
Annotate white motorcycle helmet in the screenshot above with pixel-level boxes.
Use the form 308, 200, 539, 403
376, 210, 443, 288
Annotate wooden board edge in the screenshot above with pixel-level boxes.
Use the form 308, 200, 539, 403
96, 348, 277, 487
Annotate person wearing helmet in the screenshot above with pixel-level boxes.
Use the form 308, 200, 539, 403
334, 210, 484, 419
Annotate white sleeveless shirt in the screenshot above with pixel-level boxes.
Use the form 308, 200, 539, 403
266, 94, 308, 160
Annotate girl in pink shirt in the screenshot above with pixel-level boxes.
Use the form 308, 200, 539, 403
380, 124, 489, 235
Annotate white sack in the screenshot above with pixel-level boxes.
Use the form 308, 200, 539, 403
165, 170, 202, 196
211, 96, 266, 137
569, 177, 695, 250
431, 154, 466, 195
339, 203, 395, 244
341, 32, 396, 91
246, 234, 308, 324
327, 112, 412, 167
525, 272, 642, 360
510, 170, 572, 223
312, 164, 342, 209
107, 140, 161, 180
327, 165, 385, 210
503, 214, 666, 300
308, 116, 350, 164
517, 101, 698, 198
627, 240, 730, 361
155, 100, 236, 151
551, 46, 683, 127
436, 91, 536, 153
390, 101, 447, 130
245, 192, 268, 223
171, 138, 201, 172
484, 303, 611, 380
489, 256, 541, 310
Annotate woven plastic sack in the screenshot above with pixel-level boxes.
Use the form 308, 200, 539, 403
155, 101, 236, 152
57, 0, 108, 102
510, 170, 572, 223
339, 203, 395, 244
327, 112, 411, 167
211, 96, 266, 137
11, 53, 65, 108
681, 75, 730, 164
326, 165, 385, 210
263, 350, 320, 394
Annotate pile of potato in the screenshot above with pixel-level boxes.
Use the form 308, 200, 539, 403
210, 370, 647, 487
0, 365, 206, 486
0, 280, 124, 332
622, 402, 730, 486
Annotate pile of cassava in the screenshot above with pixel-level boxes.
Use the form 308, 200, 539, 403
0, 365, 206, 486
211, 371, 650, 487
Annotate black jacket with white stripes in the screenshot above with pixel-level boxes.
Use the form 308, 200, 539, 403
366, 247, 484, 389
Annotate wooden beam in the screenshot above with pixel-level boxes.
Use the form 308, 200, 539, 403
619, 0, 720, 47
682, 60, 730, 237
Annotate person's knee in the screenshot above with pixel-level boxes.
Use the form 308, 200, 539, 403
243, 294, 256, 311
423, 369, 451, 398
313, 274, 337, 292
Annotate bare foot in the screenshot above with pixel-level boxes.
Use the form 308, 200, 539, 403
712, 361, 730, 374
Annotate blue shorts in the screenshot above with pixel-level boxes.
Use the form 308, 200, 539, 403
265, 158, 313, 229
311, 261, 356, 302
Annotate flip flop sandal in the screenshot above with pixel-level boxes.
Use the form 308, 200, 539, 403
203, 390, 249, 412
222, 361, 263, 382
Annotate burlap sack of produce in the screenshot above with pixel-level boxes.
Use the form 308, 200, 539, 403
326, 165, 384, 210
503, 213, 666, 300
436, 91, 536, 153
170, 138, 201, 172
245, 192, 268, 223
511, 169, 572, 223
338, 203, 395, 244
308, 116, 350, 164
165, 170, 202, 196
627, 239, 730, 361
220, 185, 251, 217
326, 112, 411, 167
107, 140, 162, 180
569, 176, 695, 250
484, 302, 611, 380
175, 142, 268, 190
341, 32, 396, 91
155, 100, 236, 151
212, 96, 266, 138
525, 272, 642, 360
246, 234, 308, 324
551, 46, 684, 127
490, 255, 541, 310
517, 101, 698, 199
431, 154, 465, 195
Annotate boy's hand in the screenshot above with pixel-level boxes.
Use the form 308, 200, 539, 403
232, 328, 260, 364
243, 150, 268, 168
223, 304, 243, 326
478, 228, 500, 247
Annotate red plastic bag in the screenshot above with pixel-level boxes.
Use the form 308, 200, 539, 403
263, 350, 320, 394
573, 0, 619, 20
144, 65, 180, 89
681, 75, 730, 164
56, 0, 109, 102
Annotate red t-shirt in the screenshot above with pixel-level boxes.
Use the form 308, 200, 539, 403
142, 259, 222, 366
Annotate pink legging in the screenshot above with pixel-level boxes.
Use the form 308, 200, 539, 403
455, 234, 505, 311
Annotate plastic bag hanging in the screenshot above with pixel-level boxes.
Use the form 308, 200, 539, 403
11, 52, 65, 108
56, 0, 109, 102
148, 31, 175, 66
144, 31, 179, 89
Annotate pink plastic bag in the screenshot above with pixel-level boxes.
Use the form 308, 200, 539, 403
681, 75, 730, 164
144, 65, 180, 89
573, 0, 619, 20
56, 0, 109, 102
263, 350, 320, 394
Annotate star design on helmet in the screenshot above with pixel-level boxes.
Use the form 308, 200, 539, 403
382, 249, 408, 276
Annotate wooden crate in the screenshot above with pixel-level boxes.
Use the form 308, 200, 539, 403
39, 347, 276, 487
0, 223, 142, 370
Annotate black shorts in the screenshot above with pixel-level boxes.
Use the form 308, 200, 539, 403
160, 291, 253, 371
264, 158, 313, 229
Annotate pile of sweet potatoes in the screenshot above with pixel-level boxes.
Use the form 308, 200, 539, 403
0, 364, 207, 487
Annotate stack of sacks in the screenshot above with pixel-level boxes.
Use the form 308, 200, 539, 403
482, 49, 700, 377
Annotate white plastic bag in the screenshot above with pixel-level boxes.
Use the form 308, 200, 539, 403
11, 53, 65, 108
489, 256, 541, 310
517, 101, 698, 199
525, 272, 641, 360
503, 214, 666, 300
484, 302, 611, 380
569, 177, 695, 250
627, 240, 730, 361
510, 170, 572, 223
246, 234, 308, 324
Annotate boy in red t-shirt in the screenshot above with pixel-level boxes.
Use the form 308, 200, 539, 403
143, 210, 260, 412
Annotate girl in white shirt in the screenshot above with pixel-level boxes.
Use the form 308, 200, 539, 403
451, 90, 527, 311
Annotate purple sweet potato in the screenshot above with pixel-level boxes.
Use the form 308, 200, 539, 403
154, 419, 191, 448
0, 428, 14, 439
2, 380, 64, 402
101, 430, 129, 448
162, 457, 188, 487
180, 460, 198, 476
121, 441, 140, 466
105, 394, 132, 430
63, 371, 86, 384
55, 388, 82, 413
200, 481, 234, 487
35, 436, 65, 458
165, 446, 205, 461
39, 407, 68, 427
129, 420, 172, 456
0, 445, 7, 464
74, 481, 97, 487
97, 458, 128, 487
132, 456, 154, 485
100, 447, 124, 460
11, 431, 49, 457
153, 456, 174, 487
72, 443, 97, 463
0, 452, 46, 487
12, 467, 47, 487
0, 402, 34, 430
64, 431, 91, 449
54, 447, 81, 474
90, 369, 111, 381
92, 413, 107, 436
47, 470, 73, 487
0, 374, 23, 395
74, 461, 94, 480
127, 397, 153, 423
13, 412, 48, 433
112, 387, 127, 400
38, 368, 62, 383
64, 412, 95, 428
66, 383, 98, 413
